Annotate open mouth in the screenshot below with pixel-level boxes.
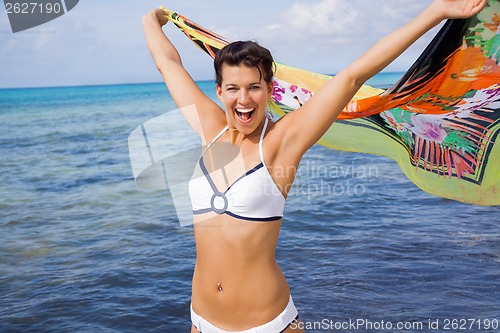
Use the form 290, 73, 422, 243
235, 108, 255, 122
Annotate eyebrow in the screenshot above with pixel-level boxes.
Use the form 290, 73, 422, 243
224, 82, 261, 87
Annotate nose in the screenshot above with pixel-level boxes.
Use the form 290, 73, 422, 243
238, 89, 250, 104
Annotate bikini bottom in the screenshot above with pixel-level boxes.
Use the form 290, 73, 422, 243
190, 295, 299, 333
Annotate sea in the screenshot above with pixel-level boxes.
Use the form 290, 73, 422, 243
0, 73, 499, 333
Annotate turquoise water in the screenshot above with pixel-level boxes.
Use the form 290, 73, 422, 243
0, 77, 498, 332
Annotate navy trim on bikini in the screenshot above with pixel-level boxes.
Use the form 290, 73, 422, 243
193, 208, 283, 222
199, 159, 265, 195
193, 208, 214, 215
192, 209, 282, 221
279, 314, 300, 333
198, 158, 219, 194
224, 211, 282, 222
193, 160, 282, 221
224, 162, 264, 194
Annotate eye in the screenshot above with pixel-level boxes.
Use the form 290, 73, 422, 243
250, 85, 260, 90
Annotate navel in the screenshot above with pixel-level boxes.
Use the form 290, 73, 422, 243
217, 282, 223, 292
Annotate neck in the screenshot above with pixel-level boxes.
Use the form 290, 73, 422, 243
227, 118, 266, 145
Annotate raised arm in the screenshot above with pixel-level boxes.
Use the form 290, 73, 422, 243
142, 8, 225, 139
280, 0, 488, 156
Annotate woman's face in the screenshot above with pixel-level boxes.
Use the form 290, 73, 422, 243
216, 64, 273, 135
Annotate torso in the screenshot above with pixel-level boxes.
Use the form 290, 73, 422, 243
189, 118, 300, 330
191, 215, 289, 329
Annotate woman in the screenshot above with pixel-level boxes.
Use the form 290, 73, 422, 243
142, 1, 487, 332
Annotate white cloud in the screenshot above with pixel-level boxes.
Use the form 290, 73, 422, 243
252, 0, 368, 49
247, 0, 437, 74
33, 29, 60, 51
382, 0, 428, 21
287, 0, 361, 37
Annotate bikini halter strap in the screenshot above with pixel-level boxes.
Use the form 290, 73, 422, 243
259, 118, 269, 166
201, 117, 269, 159
201, 124, 229, 156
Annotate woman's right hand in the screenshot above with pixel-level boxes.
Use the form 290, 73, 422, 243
154, 8, 169, 26
143, 8, 168, 27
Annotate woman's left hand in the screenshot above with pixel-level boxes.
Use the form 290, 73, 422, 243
431, 0, 488, 20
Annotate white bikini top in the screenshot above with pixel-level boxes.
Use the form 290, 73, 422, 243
188, 118, 285, 222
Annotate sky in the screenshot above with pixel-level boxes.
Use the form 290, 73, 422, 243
0, 0, 440, 89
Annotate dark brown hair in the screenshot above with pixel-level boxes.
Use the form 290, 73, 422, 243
214, 41, 275, 86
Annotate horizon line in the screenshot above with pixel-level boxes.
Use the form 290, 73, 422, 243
0, 71, 406, 90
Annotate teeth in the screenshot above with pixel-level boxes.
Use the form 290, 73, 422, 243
236, 108, 254, 113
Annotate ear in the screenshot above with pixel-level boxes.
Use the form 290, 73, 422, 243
267, 81, 274, 96
216, 84, 223, 101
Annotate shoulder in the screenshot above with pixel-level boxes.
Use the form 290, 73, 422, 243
265, 114, 296, 150
181, 102, 227, 144
262, 115, 303, 167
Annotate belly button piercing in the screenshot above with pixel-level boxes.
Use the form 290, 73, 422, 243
217, 283, 223, 292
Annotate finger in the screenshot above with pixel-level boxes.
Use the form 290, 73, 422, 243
471, 0, 488, 15
158, 6, 169, 19
461, 0, 484, 17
